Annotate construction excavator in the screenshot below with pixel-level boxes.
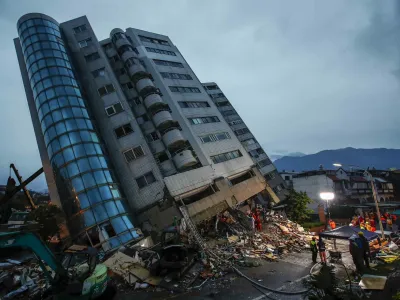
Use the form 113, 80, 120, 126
0, 229, 113, 299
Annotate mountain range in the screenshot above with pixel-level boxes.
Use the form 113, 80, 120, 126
273, 147, 400, 172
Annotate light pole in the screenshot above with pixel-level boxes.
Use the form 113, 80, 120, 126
320, 192, 334, 228
333, 163, 385, 238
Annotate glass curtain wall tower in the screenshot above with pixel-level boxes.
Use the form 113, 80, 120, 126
15, 13, 142, 250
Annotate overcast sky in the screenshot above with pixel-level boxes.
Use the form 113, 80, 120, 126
0, 0, 399, 190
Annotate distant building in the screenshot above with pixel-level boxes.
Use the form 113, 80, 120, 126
289, 168, 396, 216
279, 170, 298, 188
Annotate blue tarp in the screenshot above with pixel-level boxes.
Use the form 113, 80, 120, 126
319, 225, 378, 241
392, 210, 400, 216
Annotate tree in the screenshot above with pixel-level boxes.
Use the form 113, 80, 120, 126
283, 189, 314, 223
27, 204, 65, 242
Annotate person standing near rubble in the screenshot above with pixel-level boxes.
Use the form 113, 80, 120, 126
357, 231, 370, 269
310, 237, 318, 263
349, 234, 364, 273
317, 236, 327, 264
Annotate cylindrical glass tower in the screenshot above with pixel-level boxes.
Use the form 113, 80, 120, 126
17, 13, 141, 250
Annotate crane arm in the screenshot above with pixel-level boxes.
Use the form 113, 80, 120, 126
1, 167, 43, 206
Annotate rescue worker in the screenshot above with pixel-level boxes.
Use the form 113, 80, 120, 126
349, 234, 364, 273
317, 236, 327, 264
310, 236, 318, 263
357, 231, 370, 269
329, 219, 336, 230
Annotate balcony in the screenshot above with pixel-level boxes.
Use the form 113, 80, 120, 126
115, 38, 131, 50
173, 150, 197, 170
162, 128, 186, 149
245, 142, 261, 152
121, 50, 136, 62
144, 94, 164, 110
136, 78, 154, 92
159, 160, 177, 177
153, 110, 174, 129
259, 164, 276, 175
128, 64, 146, 78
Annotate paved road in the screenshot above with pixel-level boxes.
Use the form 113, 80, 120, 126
120, 251, 313, 300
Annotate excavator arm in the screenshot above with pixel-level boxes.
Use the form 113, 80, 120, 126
0, 230, 68, 282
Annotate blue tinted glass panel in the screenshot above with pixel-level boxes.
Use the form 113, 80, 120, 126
122, 215, 134, 229
72, 176, 84, 192
93, 171, 106, 185
87, 188, 101, 205
104, 201, 119, 217
84, 143, 96, 155
63, 147, 75, 162
93, 204, 108, 222
119, 232, 133, 243
67, 162, 80, 177
69, 132, 81, 144
108, 237, 120, 249
77, 193, 90, 209
115, 200, 127, 214
73, 144, 86, 158
89, 156, 101, 169
98, 186, 112, 201
77, 158, 91, 172
82, 173, 96, 189
84, 210, 95, 227
111, 217, 127, 234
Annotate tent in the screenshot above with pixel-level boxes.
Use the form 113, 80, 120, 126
392, 210, 400, 216
319, 225, 378, 241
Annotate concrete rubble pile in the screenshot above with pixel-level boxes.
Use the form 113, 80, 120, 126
0, 259, 47, 299
198, 210, 315, 266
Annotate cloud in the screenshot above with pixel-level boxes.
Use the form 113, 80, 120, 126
0, 0, 399, 191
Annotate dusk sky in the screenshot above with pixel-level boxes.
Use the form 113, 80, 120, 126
1, 0, 400, 190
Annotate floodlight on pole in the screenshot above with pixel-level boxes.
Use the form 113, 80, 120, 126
320, 192, 335, 201
333, 163, 342, 167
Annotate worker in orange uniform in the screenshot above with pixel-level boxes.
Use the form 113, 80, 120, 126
254, 211, 262, 232
329, 219, 336, 230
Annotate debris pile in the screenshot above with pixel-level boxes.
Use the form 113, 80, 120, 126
198, 210, 315, 265
0, 258, 47, 299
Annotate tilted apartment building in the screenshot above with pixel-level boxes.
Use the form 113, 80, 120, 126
15, 13, 274, 250
202, 82, 287, 200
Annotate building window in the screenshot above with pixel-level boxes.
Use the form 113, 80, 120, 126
92, 68, 105, 78
284, 176, 290, 180
98, 84, 115, 96
242, 138, 256, 146
156, 152, 169, 163
161, 72, 192, 80
200, 132, 230, 143
73, 24, 87, 34
114, 123, 134, 138
153, 59, 183, 68
188, 116, 220, 125
136, 172, 156, 188
139, 35, 169, 46
266, 171, 276, 180
179, 101, 210, 108
211, 150, 242, 164
221, 110, 236, 117
137, 114, 149, 125
205, 85, 218, 90
122, 82, 134, 90
123, 145, 145, 162
78, 37, 92, 48
169, 86, 201, 93
117, 68, 126, 76
132, 97, 142, 105
234, 128, 250, 136
273, 185, 282, 193
216, 101, 231, 107
103, 43, 113, 50
210, 93, 225, 99
111, 55, 120, 62
228, 120, 243, 126
258, 159, 270, 168
146, 47, 176, 56
146, 132, 159, 142
84, 52, 100, 62
105, 102, 124, 116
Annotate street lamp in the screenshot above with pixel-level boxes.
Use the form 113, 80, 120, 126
320, 192, 334, 227
333, 163, 385, 238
